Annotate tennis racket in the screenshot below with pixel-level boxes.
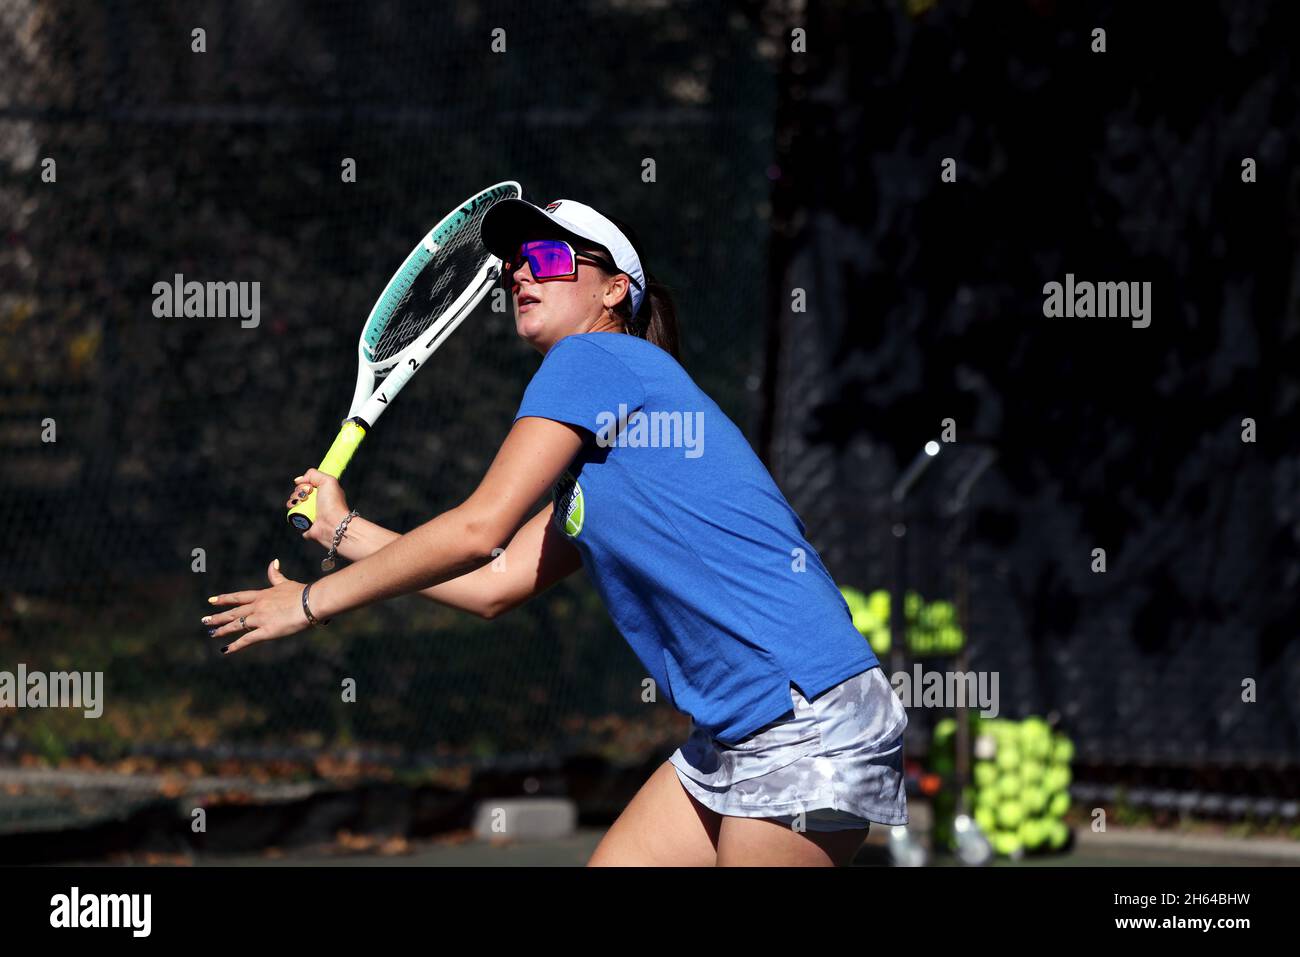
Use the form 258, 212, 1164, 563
286, 179, 522, 531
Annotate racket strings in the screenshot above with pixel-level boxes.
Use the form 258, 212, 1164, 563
370, 209, 496, 365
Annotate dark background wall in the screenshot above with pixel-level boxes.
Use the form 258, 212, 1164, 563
762, 0, 1300, 768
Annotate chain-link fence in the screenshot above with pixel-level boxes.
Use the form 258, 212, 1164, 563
0, 0, 778, 767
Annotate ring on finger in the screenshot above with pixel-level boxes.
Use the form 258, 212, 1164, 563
239, 615, 247, 629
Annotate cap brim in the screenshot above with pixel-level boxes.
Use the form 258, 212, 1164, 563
480, 198, 598, 261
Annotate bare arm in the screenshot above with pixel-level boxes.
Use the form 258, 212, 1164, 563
206, 416, 587, 650
450, 503, 584, 619
309, 416, 585, 618
301, 496, 581, 619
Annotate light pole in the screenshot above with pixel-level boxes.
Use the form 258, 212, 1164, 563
890, 440, 942, 678
944, 445, 998, 866
887, 440, 941, 867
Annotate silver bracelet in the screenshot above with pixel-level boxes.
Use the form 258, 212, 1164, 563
301, 582, 330, 626
321, 509, 358, 572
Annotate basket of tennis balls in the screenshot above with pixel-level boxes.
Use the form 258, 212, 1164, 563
839, 587, 965, 657
928, 714, 1074, 858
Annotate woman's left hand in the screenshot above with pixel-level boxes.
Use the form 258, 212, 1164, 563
202, 559, 312, 654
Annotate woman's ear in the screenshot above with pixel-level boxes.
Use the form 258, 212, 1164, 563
606, 274, 630, 310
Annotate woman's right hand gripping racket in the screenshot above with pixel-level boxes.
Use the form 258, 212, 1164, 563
286, 180, 522, 533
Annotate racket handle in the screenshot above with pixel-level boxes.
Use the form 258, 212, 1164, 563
286, 418, 369, 531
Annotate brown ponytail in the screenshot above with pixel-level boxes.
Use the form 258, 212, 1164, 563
601, 216, 682, 361
615, 270, 680, 361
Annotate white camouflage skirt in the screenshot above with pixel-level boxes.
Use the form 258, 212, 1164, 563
669, 665, 909, 832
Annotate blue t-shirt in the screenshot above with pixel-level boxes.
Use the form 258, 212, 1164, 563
514, 332, 878, 744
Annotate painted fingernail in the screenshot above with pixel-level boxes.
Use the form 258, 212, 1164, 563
201, 616, 211, 625
220, 645, 229, 654
273, 559, 281, 570
207, 628, 217, 637
207, 596, 218, 604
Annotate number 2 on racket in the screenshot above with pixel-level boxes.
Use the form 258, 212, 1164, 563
287, 180, 522, 531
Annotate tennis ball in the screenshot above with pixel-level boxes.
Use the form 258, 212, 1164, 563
995, 743, 1021, 771
933, 717, 958, 744
1018, 818, 1046, 851
1044, 765, 1072, 793
1049, 791, 1071, 818
1021, 740, 1050, 764
918, 602, 938, 630
1022, 786, 1048, 815
841, 587, 874, 636
1019, 759, 1045, 784
1053, 735, 1076, 765
984, 719, 1014, 743
976, 786, 1000, 811
1046, 819, 1069, 850
928, 600, 955, 625
1019, 718, 1053, 758
905, 591, 922, 619
869, 627, 890, 655
997, 773, 1022, 799
973, 761, 998, 790
997, 800, 1024, 830
992, 831, 1022, 858
938, 625, 963, 652
868, 589, 891, 618
1020, 715, 1051, 737
1038, 819, 1057, 848
975, 805, 997, 834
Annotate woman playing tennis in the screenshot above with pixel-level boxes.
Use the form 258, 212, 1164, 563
203, 197, 908, 867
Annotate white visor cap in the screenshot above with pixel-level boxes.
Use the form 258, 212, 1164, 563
481, 197, 646, 318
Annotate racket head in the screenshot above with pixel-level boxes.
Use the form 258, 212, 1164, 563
288, 181, 522, 532
359, 180, 521, 371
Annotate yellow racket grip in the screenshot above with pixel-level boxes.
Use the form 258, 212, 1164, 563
286, 418, 368, 531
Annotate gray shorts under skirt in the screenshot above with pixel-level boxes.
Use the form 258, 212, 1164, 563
669, 665, 909, 832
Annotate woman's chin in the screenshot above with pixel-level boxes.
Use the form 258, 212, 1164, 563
515, 315, 551, 348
